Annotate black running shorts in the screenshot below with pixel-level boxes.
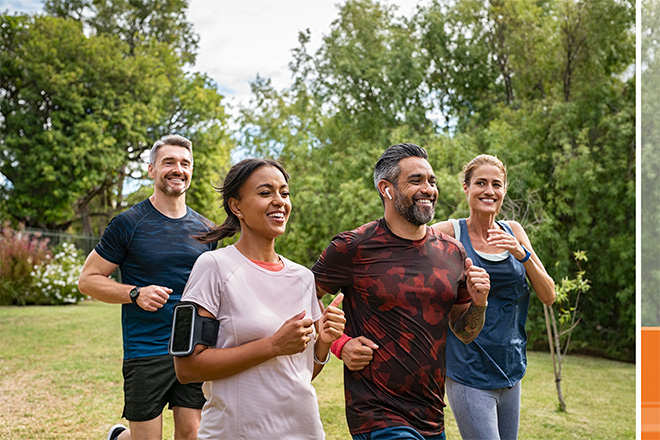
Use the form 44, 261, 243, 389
122, 354, 205, 421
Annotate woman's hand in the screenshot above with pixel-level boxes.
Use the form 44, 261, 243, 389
270, 311, 315, 356
487, 228, 527, 260
318, 293, 345, 344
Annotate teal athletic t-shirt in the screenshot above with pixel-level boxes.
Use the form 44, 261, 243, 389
95, 198, 216, 359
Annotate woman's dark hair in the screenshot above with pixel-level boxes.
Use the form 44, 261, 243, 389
196, 158, 290, 244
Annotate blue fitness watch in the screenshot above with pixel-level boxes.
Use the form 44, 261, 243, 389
519, 245, 532, 263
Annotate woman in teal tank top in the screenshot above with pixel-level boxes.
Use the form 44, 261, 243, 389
432, 154, 555, 440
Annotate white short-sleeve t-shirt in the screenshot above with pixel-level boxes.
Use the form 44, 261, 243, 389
181, 245, 324, 440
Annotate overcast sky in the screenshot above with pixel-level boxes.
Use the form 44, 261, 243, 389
1, 0, 423, 108
187, 0, 423, 108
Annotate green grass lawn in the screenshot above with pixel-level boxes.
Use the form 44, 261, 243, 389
0, 301, 635, 439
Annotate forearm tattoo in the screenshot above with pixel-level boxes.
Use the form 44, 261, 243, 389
450, 302, 487, 344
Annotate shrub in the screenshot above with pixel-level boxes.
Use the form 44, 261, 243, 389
29, 242, 88, 305
0, 223, 52, 305
0, 224, 88, 305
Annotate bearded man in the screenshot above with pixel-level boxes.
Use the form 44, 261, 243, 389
312, 143, 491, 440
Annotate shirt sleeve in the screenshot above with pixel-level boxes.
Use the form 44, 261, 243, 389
181, 252, 223, 317
94, 215, 131, 265
311, 233, 354, 299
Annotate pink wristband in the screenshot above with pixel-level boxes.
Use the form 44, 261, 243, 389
331, 334, 352, 358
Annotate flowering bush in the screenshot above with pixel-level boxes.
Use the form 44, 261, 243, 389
0, 223, 88, 305
29, 242, 88, 305
0, 223, 52, 305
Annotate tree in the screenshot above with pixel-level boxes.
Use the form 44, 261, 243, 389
1, 1, 234, 234
544, 250, 591, 411
44, 0, 199, 63
0, 14, 165, 230
417, 0, 635, 360
238, 0, 439, 266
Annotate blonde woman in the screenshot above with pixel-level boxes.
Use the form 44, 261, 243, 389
432, 154, 555, 440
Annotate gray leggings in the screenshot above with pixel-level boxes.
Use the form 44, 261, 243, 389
445, 376, 521, 440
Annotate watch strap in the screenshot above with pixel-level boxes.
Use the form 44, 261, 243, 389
130, 287, 140, 307
519, 245, 532, 263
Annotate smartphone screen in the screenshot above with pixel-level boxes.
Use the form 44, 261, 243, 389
172, 304, 194, 355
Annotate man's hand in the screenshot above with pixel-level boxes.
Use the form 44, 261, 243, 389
341, 336, 379, 371
465, 257, 490, 306
136, 285, 172, 312
449, 258, 491, 344
318, 294, 346, 344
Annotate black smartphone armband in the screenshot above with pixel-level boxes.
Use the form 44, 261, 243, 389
169, 302, 219, 357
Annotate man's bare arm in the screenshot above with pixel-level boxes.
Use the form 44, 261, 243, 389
78, 250, 170, 311
449, 257, 490, 344
449, 302, 487, 344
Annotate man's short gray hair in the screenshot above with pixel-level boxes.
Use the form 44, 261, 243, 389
149, 135, 193, 165
373, 143, 428, 190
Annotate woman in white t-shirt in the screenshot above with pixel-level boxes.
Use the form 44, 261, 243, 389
174, 158, 345, 440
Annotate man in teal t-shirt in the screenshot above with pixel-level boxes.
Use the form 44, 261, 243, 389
79, 135, 216, 440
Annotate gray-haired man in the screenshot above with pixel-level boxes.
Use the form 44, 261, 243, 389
79, 135, 217, 440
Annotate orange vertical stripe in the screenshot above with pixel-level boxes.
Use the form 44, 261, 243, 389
642, 327, 660, 440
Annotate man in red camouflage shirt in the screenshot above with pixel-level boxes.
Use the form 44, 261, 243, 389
312, 143, 490, 440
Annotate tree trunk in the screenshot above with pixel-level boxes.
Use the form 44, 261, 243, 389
544, 304, 567, 411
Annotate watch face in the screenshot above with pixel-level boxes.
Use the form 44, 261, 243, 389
130, 287, 139, 299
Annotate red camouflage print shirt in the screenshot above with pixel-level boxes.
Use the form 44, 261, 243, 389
312, 218, 471, 436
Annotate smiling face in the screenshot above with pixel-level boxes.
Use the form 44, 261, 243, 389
148, 144, 193, 197
464, 164, 507, 215
391, 156, 438, 226
230, 165, 291, 241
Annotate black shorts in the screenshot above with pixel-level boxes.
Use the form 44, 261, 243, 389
122, 354, 205, 422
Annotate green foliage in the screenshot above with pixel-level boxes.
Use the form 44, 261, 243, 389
239, 0, 440, 267
0, 15, 143, 229
428, 0, 635, 361
1, 2, 234, 235
553, 251, 590, 329
167, 74, 234, 226
45, 0, 200, 64
544, 250, 591, 412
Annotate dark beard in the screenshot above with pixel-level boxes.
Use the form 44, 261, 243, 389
393, 192, 435, 226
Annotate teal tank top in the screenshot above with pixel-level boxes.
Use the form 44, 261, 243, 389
445, 219, 530, 389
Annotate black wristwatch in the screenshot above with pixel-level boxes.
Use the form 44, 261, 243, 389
129, 286, 141, 308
